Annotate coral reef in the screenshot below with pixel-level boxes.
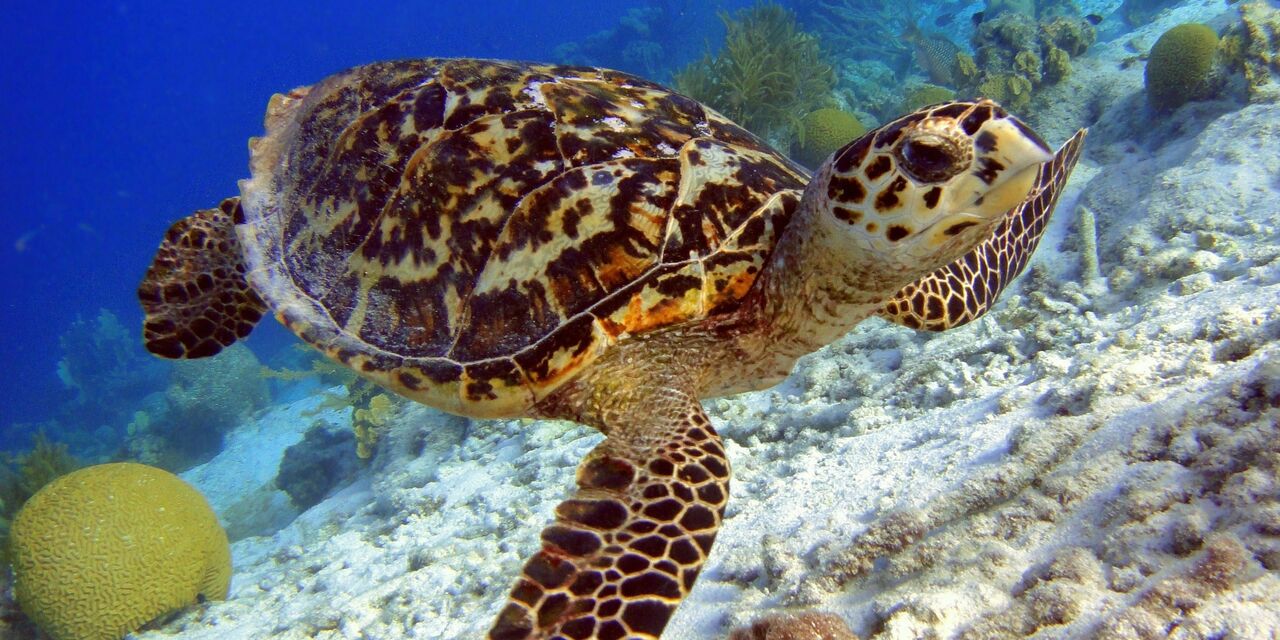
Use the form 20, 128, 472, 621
961, 12, 1096, 115
55, 308, 163, 404
674, 3, 835, 147
50, 309, 168, 456
551, 4, 707, 81
128, 343, 269, 470
791, 107, 865, 168
11, 463, 229, 640
977, 71, 1035, 112
984, 0, 1036, 20
0, 568, 39, 639
275, 420, 360, 510
730, 611, 858, 639
1221, 1, 1280, 99
71, 43, 1280, 640
265, 352, 404, 460
830, 58, 899, 124
1144, 23, 1221, 111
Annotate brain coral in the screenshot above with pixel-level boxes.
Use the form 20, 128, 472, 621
1145, 23, 1220, 111
10, 462, 230, 640
792, 108, 866, 168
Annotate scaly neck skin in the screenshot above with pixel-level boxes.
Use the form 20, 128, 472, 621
745, 180, 905, 359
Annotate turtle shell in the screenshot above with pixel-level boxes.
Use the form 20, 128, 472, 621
238, 59, 807, 417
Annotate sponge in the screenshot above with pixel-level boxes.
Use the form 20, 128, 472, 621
10, 462, 230, 640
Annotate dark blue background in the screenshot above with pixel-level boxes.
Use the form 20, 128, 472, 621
0, 1, 746, 438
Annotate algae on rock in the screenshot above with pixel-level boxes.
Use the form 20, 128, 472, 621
1221, 1, 1280, 99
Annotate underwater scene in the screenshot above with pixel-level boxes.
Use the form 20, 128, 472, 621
2, 0, 1278, 637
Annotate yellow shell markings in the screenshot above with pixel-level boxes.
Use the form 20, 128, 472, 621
232, 59, 810, 418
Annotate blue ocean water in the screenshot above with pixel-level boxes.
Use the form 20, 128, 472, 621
0, 0, 753, 448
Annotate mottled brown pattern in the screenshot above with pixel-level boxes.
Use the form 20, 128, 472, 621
138, 198, 266, 359
877, 128, 1087, 330
490, 388, 728, 640
241, 58, 806, 414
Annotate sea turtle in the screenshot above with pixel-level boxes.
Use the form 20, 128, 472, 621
138, 58, 1085, 639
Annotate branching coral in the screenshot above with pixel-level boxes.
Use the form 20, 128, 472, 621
674, 3, 835, 146
261, 345, 357, 388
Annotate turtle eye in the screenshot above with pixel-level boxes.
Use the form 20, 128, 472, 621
895, 132, 967, 184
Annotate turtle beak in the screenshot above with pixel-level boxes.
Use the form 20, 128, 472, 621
920, 114, 1053, 250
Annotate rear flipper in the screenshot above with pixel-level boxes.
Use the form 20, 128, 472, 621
878, 128, 1088, 331
137, 197, 266, 358
490, 388, 729, 640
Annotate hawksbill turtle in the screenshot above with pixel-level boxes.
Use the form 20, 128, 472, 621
138, 58, 1085, 639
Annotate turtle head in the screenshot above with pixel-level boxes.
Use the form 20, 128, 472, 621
810, 100, 1053, 290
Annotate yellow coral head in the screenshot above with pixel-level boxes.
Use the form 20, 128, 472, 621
10, 462, 230, 640
808, 99, 1052, 288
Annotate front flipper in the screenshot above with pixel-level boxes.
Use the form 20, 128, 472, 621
491, 389, 729, 640
878, 128, 1088, 331
137, 197, 266, 358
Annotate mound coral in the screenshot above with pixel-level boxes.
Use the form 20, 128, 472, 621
900, 84, 957, 112
674, 3, 835, 146
1145, 23, 1220, 111
10, 462, 229, 640
791, 108, 865, 168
